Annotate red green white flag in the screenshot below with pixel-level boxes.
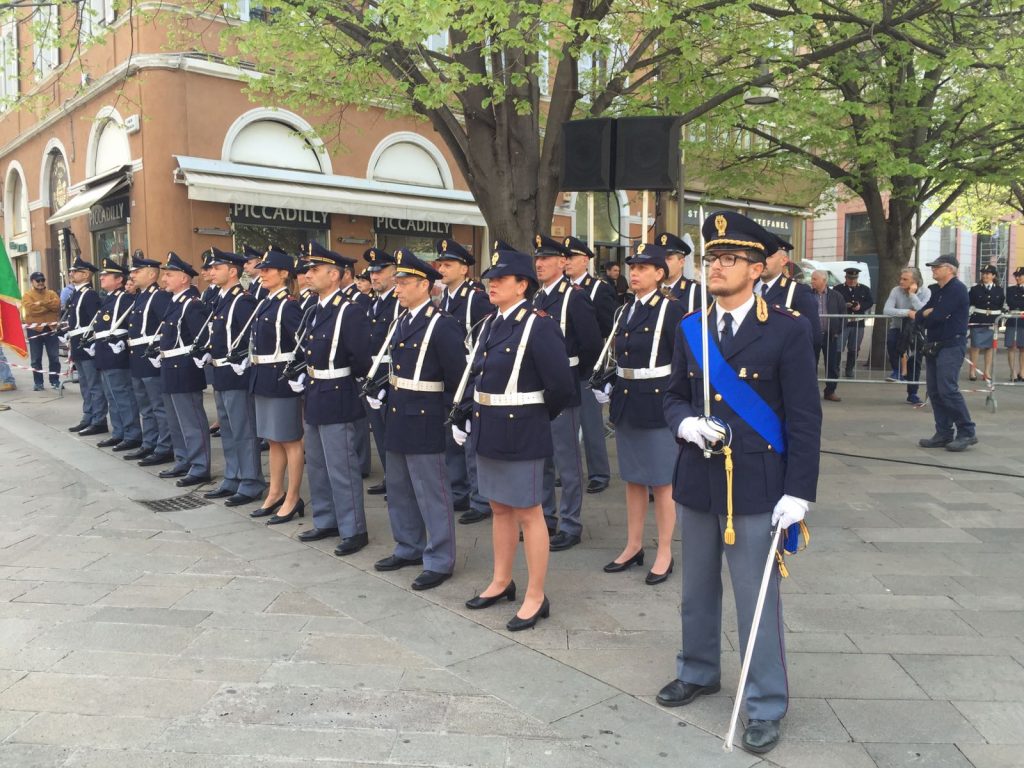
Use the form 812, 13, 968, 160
0, 240, 27, 356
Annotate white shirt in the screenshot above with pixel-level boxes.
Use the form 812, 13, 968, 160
665, 276, 682, 293
404, 299, 431, 321
716, 294, 755, 338
628, 290, 658, 321
571, 273, 587, 286
445, 280, 467, 299
318, 289, 341, 308
759, 273, 782, 296
498, 299, 527, 321
541, 279, 561, 296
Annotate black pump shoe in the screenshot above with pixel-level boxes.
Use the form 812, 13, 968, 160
506, 596, 550, 631
603, 549, 645, 573
250, 495, 285, 518
266, 499, 305, 525
465, 581, 516, 610
645, 558, 674, 585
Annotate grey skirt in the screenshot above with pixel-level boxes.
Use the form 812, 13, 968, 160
255, 395, 303, 442
476, 452, 545, 508
615, 420, 677, 487
969, 326, 994, 349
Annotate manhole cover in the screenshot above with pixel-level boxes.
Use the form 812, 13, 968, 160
137, 493, 210, 512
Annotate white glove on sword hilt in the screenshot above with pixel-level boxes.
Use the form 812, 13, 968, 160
677, 416, 727, 449
771, 494, 808, 530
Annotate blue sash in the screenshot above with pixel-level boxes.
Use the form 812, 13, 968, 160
681, 312, 787, 455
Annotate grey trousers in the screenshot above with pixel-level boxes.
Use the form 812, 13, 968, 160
305, 421, 366, 537
354, 416, 371, 476
445, 426, 489, 514
132, 375, 171, 454
577, 381, 610, 482
385, 451, 456, 574
99, 367, 141, 442
675, 505, 788, 721
166, 391, 211, 478
77, 358, 108, 426
542, 405, 584, 537
214, 389, 266, 497
363, 396, 387, 472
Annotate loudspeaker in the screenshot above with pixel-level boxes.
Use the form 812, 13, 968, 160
614, 116, 681, 191
561, 118, 616, 192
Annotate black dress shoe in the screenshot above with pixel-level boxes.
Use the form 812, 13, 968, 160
367, 481, 387, 495
158, 466, 189, 478
334, 532, 369, 556
412, 570, 451, 591
139, 452, 174, 467
466, 581, 516, 609
78, 424, 109, 436
374, 554, 423, 572
250, 495, 285, 518
603, 549, 645, 573
586, 478, 609, 494
68, 422, 89, 432
741, 719, 780, 754
176, 474, 212, 488
96, 436, 122, 448
549, 532, 581, 551
267, 499, 305, 524
123, 447, 153, 461
656, 679, 721, 707
453, 499, 470, 512
946, 435, 979, 452
458, 509, 491, 525
919, 433, 953, 448
225, 493, 260, 507
203, 488, 236, 499
111, 440, 142, 453
645, 558, 674, 585
297, 527, 338, 542
507, 596, 550, 631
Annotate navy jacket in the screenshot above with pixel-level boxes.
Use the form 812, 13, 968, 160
127, 285, 171, 379
247, 276, 269, 301
1006, 285, 1024, 326
968, 283, 1005, 326
93, 289, 134, 371
200, 285, 220, 313
835, 283, 874, 323
298, 288, 317, 314
917, 278, 968, 342
368, 288, 401, 357
440, 282, 495, 339
817, 288, 847, 338
384, 305, 466, 454
761, 276, 821, 348
532, 277, 602, 399
66, 284, 102, 364
249, 289, 302, 398
666, 277, 703, 313
159, 291, 208, 394
342, 283, 373, 314
575, 273, 620, 339
301, 290, 372, 425
609, 293, 684, 429
464, 302, 576, 461
209, 285, 258, 391
664, 300, 822, 516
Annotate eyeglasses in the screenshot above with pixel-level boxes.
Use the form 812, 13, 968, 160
702, 252, 758, 267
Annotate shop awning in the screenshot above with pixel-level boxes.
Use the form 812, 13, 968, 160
174, 156, 487, 228
46, 176, 129, 226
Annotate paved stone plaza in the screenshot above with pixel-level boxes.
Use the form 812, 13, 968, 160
0, 357, 1022, 768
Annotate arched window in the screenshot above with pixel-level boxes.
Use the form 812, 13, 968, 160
228, 120, 323, 173
368, 133, 452, 190
5, 165, 28, 237
92, 118, 131, 176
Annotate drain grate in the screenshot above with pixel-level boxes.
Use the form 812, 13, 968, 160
137, 493, 210, 512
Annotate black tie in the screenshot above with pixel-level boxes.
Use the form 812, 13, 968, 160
490, 314, 504, 339
720, 312, 734, 355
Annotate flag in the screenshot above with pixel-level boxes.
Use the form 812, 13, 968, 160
0, 240, 27, 356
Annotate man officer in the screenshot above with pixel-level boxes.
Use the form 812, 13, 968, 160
243, 245, 268, 300
65, 257, 109, 435
658, 211, 821, 755
657, 232, 701, 311
835, 267, 874, 377
364, 247, 400, 495
757, 234, 821, 352
532, 234, 602, 551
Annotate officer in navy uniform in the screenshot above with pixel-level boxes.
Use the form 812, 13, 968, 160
967, 265, 1004, 383
368, 250, 467, 590
201, 247, 266, 506
532, 234, 602, 551
562, 235, 616, 495
435, 237, 496, 523
155, 252, 213, 486
657, 232, 701, 311
92, 256, 143, 452
364, 247, 400, 494
657, 211, 821, 755
243, 245, 269, 299
757, 234, 821, 352
294, 247, 373, 554
198, 251, 221, 436
125, 251, 173, 465
339, 257, 373, 314
296, 258, 318, 314
64, 257, 109, 435
1004, 267, 1024, 381
834, 267, 874, 377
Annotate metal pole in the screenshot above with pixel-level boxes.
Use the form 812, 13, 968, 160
699, 204, 711, 459
642, 191, 650, 244
587, 192, 596, 276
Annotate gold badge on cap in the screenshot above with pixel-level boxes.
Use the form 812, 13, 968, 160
715, 214, 728, 237
564, 237, 571, 247
637, 243, 645, 254
441, 239, 448, 252
396, 251, 404, 264
660, 234, 668, 246
535, 235, 542, 249
491, 252, 500, 267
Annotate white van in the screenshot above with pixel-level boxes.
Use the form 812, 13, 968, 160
797, 259, 872, 290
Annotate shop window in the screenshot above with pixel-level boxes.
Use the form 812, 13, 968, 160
371, 142, 446, 189
0, 18, 17, 105
33, 4, 60, 80
228, 120, 323, 173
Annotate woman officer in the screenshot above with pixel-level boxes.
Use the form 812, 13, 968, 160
453, 249, 575, 630
248, 249, 306, 523
595, 243, 684, 584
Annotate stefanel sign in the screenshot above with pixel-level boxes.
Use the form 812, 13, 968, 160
229, 204, 329, 227
89, 195, 130, 232
374, 217, 451, 237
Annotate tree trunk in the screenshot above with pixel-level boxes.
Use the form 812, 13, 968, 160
866, 193, 918, 369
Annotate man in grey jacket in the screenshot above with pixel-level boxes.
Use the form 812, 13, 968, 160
811, 270, 846, 402
883, 267, 931, 404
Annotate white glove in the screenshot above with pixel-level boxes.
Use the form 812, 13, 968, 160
108, 340, 126, 354
287, 373, 306, 393
366, 396, 382, 410
193, 352, 212, 369
230, 361, 248, 376
84, 344, 96, 357
591, 382, 612, 405
452, 423, 468, 446
149, 355, 161, 369
58, 334, 68, 345
771, 495, 808, 530
677, 416, 727, 447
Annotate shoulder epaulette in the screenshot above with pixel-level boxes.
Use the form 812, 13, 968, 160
332, 295, 342, 306
770, 305, 799, 319
558, 282, 567, 293
426, 306, 435, 317
650, 294, 660, 307
515, 307, 528, 321
780, 277, 789, 287
459, 286, 468, 298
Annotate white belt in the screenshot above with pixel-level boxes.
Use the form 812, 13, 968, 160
307, 365, 352, 380
616, 364, 672, 380
67, 326, 92, 338
972, 309, 1002, 316
568, 356, 580, 368
389, 375, 444, 393
252, 352, 295, 364
161, 346, 193, 359
474, 390, 545, 406
212, 358, 234, 367
128, 334, 159, 347
93, 329, 128, 340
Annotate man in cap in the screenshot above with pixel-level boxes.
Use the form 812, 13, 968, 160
364, 247, 400, 494
91, 256, 143, 452
125, 251, 174, 464
656, 232, 701, 311
658, 211, 821, 755
64, 257, 109, 435
913, 254, 976, 451
1004, 267, 1024, 381
21, 271, 61, 391
370, 250, 466, 589
295, 258, 317, 314
435, 238, 495, 522
243, 245, 268, 300
834, 267, 874, 377
532, 234, 603, 551
562, 235, 617, 495
201, 247, 266, 505
199, 251, 222, 437
757, 234, 821, 353
967, 264, 1004, 383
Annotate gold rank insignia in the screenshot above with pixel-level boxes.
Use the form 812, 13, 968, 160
459, 286, 467, 297
332, 296, 341, 306
715, 214, 728, 237
396, 251, 404, 264
637, 243, 646, 254
515, 308, 526, 321
660, 234, 668, 246
492, 239, 500, 250
535, 235, 542, 249
441, 239, 448, 252
231, 286, 239, 295
491, 252, 500, 267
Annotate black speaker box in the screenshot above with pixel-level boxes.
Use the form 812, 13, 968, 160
614, 116, 681, 191
561, 118, 616, 192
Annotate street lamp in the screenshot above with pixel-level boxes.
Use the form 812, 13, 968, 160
743, 59, 780, 106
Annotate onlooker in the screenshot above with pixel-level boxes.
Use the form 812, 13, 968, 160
883, 267, 931, 404
914, 254, 976, 451
835, 267, 874, 377
603, 261, 628, 304
967, 265, 1003, 382
21, 271, 62, 391
59, 280, 74, 309
0, 345, 16, 391
1005, 267, 1024, 381
811, 270, 845, 401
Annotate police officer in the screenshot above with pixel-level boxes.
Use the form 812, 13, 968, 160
562, 235, 616, 495
199, 251, 221, 437
202, 247, 266, 507
834, 267, 874, 377
532, 235, 602, 551
125, 251, 173, 465
435, 237, 495, 523
296, 258, 318, 313
339, 258, 372, 314
92, 256, 143, 452
757, 234, 821, 351
65, 257, 109, 435
455, 248, 575, 630
355, 269, 373, 297
967, 265, 1004, 383
657, 212, 821, 755
364, 247, 400, 494
656, 232, 701, 311
155, 252, 212, 487
295, 247, 373, 553
369, 250, 466, 590
1004, 267, 1024, 381
242, 245, 269, 299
